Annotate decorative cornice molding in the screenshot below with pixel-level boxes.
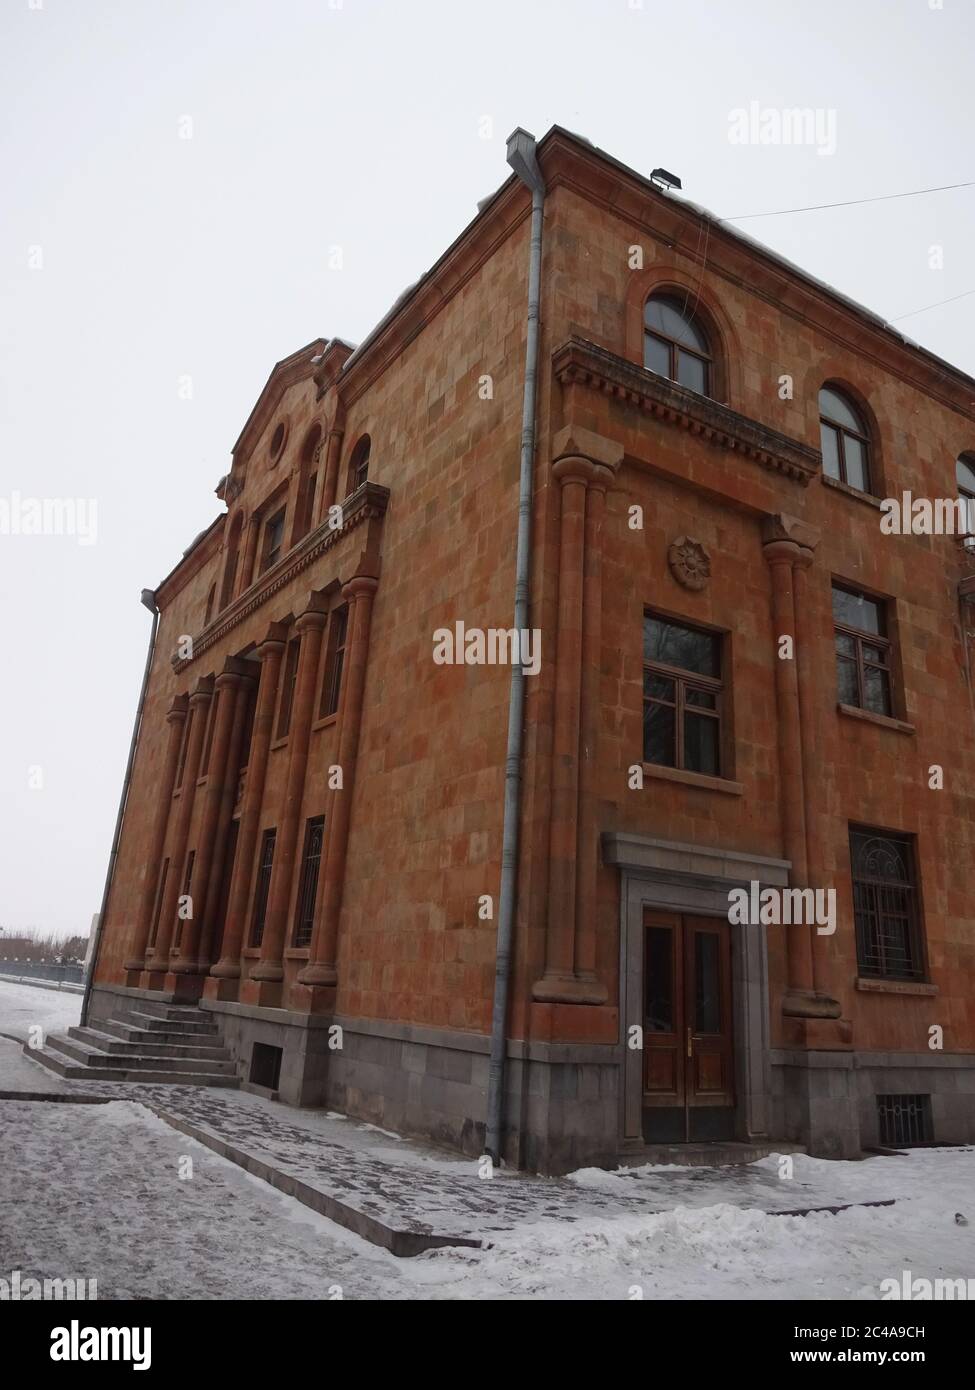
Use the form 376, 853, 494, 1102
174, 482, 389, 672
553, 337, 821, 486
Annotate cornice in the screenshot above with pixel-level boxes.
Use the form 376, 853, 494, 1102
553, 337, 820, 485
537, 128, 975, 419
173, 482, 390, 672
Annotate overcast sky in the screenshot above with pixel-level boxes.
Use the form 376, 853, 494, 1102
1, 0, 972, 939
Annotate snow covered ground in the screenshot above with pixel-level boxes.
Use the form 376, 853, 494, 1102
1, 979, 973, 1300
0, 977, 81, 1042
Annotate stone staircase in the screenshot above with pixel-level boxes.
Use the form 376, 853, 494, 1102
26, 999, 239, 1088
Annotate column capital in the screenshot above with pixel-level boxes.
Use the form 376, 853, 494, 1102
762, 538, 801, 567
255, 620, 289, 660
762, 512, 821, 552
341, 574, 379, 603
166, 694, 189, 724
188, 675, 215, 706
552, 455, 601, 489
295, 592, 330, 633
551, 424, 624, 474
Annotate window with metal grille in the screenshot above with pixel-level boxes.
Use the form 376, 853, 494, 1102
850, 829, 925, 980
250, 829, 276, 948
643, 612, 723, 776
276, 636, 300, 739
832, 584, 892, 717
319, 605, 348, 719
292, 816, 325, 948
877, 1094, 931, 1147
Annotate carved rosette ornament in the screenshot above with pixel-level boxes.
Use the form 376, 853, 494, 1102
668, 535, 711, 591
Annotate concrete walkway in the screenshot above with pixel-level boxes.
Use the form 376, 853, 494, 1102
3, 1039, 900, 1256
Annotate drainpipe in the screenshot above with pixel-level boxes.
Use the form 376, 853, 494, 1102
484, 129, 545, 1164
81, 588, 159, 1026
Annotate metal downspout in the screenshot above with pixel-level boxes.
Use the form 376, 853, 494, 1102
484, 129, 545, 1164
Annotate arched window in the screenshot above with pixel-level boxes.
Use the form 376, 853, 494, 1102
819, 386, 871, 493
219, 511, 244, 611
347, 435, 371, 495
643, 293, 712, 396
204, 583, 216, 627
957, 454, 975, 541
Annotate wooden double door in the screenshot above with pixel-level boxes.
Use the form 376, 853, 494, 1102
642, 910, 735, 1142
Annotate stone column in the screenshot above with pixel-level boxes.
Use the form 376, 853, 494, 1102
762, 519, 815, 1009
124, 694, 187, 975
196, 663, 256, 971
144, 675, 213, 988
319, 425, 345, 518
793, 543, 841, 1017
248, 595, 329, 1000
237, 515, 261, 599
207, 624, 287, 991
298, 575, 378, 997
170, 659, 248, 975
574, 465, 613, 993
532, 428, 621, 1007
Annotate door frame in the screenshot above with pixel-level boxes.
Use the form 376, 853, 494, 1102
603, 832, 789, 1151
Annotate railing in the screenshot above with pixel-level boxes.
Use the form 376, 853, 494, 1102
0, 959, 84, 986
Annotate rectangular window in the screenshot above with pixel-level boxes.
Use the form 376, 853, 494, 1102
877, 1094, 931, 1147
833, 584, 892, 716
250, 829, 276, 948
175, 850, 195, 948
276, 637, 300, 739
292, 816, 325, 948
319, 604, 349, 719
850, 828, 924, 981
260, 508, 286, 574
200, 691, 219, 776
148, 859, 170, 948
643, 613, 723, 775
175, 709, 193, 789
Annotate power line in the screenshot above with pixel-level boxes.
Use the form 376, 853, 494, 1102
727, 179, 975, 221
890, 287, 975, 323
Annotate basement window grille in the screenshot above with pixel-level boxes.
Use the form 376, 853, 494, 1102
877, 1093, 932, 1147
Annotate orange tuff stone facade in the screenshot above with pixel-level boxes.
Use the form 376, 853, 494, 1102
92, 127, 975, 1172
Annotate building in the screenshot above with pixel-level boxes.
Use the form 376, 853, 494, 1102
77, 127, 975, 1172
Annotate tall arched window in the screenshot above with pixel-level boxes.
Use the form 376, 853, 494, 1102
957, 454, 975, 542
347, 435, 371, 496
643, 293, 712, 396
819, 386, 872, 493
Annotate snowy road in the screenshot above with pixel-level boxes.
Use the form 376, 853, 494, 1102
1, 980, 973, 1300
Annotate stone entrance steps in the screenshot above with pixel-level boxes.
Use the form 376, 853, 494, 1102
26, 1000, 239, 1088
